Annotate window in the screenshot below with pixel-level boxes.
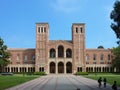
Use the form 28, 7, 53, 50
50, 49, 56, 58
108, 54, 111, 60
24, 55, 28, 62
93, 54, 96, 60
41, 27, 43, 33
58, 45, 64, 58
76, 27, 78, 33
17, 54, 20, 61
44, 27, 46, 33
32, 55, 35, 60
86, 54, 89, 61
66, 49, 72, 58
38, 27, 40, 33
100, 54, 104, 60
80, 27, 83, 33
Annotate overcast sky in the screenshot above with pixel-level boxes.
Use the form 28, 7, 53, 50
0, 0, 118, 49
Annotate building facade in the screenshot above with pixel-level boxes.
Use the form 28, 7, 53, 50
5, 23, 114, 74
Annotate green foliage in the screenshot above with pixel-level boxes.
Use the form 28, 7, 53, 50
110, 1, 120, 45
0, 37, 11, 72
76, 72, 88, 75
33, 72, 46, 75
112, 46, 120, 72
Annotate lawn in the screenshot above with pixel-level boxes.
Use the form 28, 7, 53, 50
0, 74, 39, 90
84, 73, 120, 87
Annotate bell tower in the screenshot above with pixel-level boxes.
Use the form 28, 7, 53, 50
72, 23, 86, 73
35, 23, 49, 73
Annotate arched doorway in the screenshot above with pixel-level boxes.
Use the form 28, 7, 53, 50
58, 62, 64, 73
66, 62, 72, 73
50, 62, 56, 73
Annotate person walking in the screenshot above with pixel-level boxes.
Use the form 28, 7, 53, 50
103, 78, 107, 88
98, 77, 102, 88
112, 81, 117, 90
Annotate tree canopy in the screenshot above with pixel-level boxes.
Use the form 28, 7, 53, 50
110, 0, 120, 45
110, 0, 120, 72
112, 46, 120, 72
0, 37, 11, 72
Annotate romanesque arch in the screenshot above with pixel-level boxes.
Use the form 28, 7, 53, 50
50, 48, 56, 58
66, 62, 72, 73
58, 62, 64, 73
50, 62, 56, 73
58, 45, 64, 58
66, 49, 72, 58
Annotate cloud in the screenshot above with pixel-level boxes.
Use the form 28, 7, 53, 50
50, 0, 82, 13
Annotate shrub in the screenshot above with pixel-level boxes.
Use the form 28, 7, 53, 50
33, 72, 46, 75
75, 72, 88, 75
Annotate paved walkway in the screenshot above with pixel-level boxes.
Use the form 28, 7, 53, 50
6, 75, 119, 90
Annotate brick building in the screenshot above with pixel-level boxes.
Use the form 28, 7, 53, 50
5, 23, 114, 74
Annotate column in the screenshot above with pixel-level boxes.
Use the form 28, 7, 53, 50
64, 63, 66, 74
64, 49, 66, 58
56, 49, 58, 58
56, 63, 58, 74
101, 67, 103, 72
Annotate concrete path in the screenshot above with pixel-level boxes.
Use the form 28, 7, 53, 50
6, 74, 119, 90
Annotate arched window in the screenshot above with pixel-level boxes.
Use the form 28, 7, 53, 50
100, 54, 104, 60
58, 45, 64, 58
108, 54, 111, 60
80, 27, 83, 33
32, 55, 35, 61
66, 49, 72, 58
93, 54, 96, 60
76, 27, 78, 33
24, 55, 28, 62
86, 54, 89, 61
17, 54, 20, 61
50, 49, 56, 58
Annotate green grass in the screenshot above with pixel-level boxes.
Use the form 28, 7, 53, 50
84, 74, 120, 87
0, 74, 39, 90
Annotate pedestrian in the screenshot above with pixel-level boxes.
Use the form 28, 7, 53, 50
112, 81, 117, 90
103, 78, 107, 88
98, 77, 102, 88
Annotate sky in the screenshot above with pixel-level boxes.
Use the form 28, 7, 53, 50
0, 0, 118, 49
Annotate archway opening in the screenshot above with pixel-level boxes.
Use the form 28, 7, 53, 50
66, 49, 72, 58
66, 62, 72, 73
50, 62, 56, 73
50, 49, 56, 58
58, 45, 64, 58
58, 62, 64, 73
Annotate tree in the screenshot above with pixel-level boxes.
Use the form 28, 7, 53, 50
110, 0, 120, 45
112, 46, 120, 72
0, 37, 11, 72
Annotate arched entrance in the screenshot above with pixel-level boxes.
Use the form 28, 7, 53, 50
50, 62, 56, 73
66, 62, 72, 73
58, 62, 64, 73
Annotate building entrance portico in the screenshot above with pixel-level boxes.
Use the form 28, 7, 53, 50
49, 61, 72, 74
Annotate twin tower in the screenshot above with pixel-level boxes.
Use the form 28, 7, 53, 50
35, 23, 85, 74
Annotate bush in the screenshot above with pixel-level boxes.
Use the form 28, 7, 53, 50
75, 72, 88, 75
33, 72, 46, 75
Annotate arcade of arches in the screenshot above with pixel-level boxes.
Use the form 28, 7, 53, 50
50, 62, 72, 74
49, 46, 72, 58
